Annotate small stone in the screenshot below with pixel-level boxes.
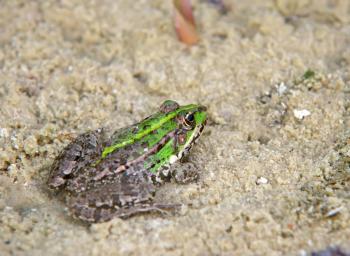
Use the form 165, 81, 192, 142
0, 128, 9, 138
277, 82, 287, 95
299, 250, 307, 256
256, 176, 268, 185
178, 204, 188, 215
293, 109, 311, 120
7, 163, 19, 176
326, 206, 342, 217
10, 135, 19, 149
23, 135, 38, 155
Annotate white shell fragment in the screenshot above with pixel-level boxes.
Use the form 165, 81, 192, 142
256, 176, 268, 185
0, 128, 9, 138
326, 206, 342, 217
293, 109, 311, 120
277, 82, 287, 95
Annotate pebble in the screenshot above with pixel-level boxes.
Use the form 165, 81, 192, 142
0, 128, 9, 138
326, 206, 342, 217
293, 109, 311, 120
277, 82, 287, 95
256, 176, 268, 185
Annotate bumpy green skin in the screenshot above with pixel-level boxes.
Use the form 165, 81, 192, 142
101, 102, 206, 169
47, 100, 207, 223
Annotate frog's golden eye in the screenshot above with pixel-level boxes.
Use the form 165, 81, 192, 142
183, 113, 195, 130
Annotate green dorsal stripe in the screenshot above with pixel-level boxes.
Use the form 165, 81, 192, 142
100, 104, 198, 159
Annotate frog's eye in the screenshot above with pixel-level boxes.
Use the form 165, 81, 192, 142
183, 113, 195, 130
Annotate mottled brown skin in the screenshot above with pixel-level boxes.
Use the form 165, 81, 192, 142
47, 100, 206, 223
47, 129, 199, 223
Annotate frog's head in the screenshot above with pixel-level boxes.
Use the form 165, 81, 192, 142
159, 100, 207, 163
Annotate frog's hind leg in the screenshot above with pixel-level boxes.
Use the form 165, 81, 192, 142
70, 201, 180, 223
47, 129, 106, 189
67, 177, 180, 223
110, 203, 181, 220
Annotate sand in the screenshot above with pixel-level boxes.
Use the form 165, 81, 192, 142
0, 0, 349, 255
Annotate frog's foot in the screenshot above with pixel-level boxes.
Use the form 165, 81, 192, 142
70, 201, 181, 223
114, 203, 181, 220
170, 162, 200, 184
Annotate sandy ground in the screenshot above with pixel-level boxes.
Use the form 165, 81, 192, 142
0, 0, 349, 255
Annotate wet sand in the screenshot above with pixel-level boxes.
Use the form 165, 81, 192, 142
0, 0, 349, 255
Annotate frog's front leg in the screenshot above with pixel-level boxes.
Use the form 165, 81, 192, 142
168, 161, 200, 184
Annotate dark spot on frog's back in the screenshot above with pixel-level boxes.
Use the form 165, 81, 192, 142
111, 193, 121, 205
142, 123, 151, 130
97, 150, 127, 170
141, 142, 149, 149
131, 125, 139, 133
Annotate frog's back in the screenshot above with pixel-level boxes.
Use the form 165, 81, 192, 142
47, 100, 207, 222
47, 129, 106, 190
47, 118, 162, 193
48, 100, 207, 193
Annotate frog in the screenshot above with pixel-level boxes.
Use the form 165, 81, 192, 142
47, 100, 207, 223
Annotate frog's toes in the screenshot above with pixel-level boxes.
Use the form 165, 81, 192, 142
171, 162, 199, 184
108, 203, 181, 220
48, 175, 66, 189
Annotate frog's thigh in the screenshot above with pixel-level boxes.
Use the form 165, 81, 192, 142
48, 130, 104, 189
170, 161, 200, 184
68, 180, 170, 223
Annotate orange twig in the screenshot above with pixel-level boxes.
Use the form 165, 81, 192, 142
173, 0, 199, 46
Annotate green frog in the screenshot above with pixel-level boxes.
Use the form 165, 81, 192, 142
47, 100, 207, 223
